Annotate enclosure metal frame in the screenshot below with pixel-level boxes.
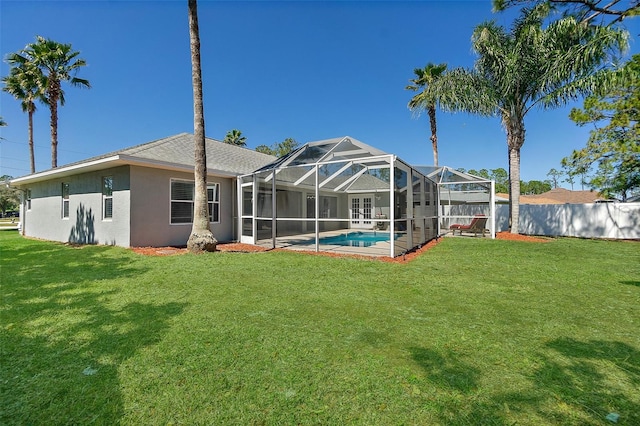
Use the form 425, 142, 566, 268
238, 137, 440, 257
418, 166, 496, 239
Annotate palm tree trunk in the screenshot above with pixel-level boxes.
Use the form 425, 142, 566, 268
506, 120, 525, 234
508, 147, 521, 234
187, 0, 216, 252
28, 108, 35, 173
428, 105, 438, 167
48, 77, 60, 169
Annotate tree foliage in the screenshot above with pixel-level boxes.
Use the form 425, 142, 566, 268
493, 0, 639, 25
0, 176, 20, 216
423, 4, 628, 232
223, 129, 247, 147
546, 168, 563, 188
6, 36, 90, 168
521, 180, 552, 194
562, 54, 640, 200
465, 168, 510, 193
255, 144, 274, 155
463, 167, 551, 193
255, 138, 300, 157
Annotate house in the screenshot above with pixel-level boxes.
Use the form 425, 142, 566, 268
10, 133, 275, 247
11, 134, 497, 256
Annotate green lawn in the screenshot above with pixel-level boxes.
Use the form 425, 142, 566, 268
1, 230, 639, 425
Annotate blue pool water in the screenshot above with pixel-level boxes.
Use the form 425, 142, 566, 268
319, 231, 400, 247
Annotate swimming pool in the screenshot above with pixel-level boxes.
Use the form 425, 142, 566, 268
318, 231, 400, 247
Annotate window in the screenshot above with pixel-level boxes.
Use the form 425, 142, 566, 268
26, 189, 31, 210
62, 183, 70, 218
170, 179, 220, 224
171, 180, 194, 224
207, 184, 220, 223
363, 197, 372, 224
103, 177, 113, 219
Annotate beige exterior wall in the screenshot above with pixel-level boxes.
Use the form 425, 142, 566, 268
129, 166, 235, 247
19, 165, 237, 248
21, 166, 131, 247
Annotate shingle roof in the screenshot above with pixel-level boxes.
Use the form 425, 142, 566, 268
10, 133, 277, 186
117, 133, 276, 175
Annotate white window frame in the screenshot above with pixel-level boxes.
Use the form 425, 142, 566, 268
207, 183, 220, 223
62, 182, 70, 219
170, 179, 194, 224
170, 179, 221, 225
102, 176, 113, 220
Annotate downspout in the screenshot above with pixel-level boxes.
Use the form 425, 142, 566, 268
389, 156, 395, 258
490, 180, 496, 239
406, 168, 413, 253
236, 178, 241, 242
314, 165, 319, 252
271, 170, 276, 249
252, 174, 258, 245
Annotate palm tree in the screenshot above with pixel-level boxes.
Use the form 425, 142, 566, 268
223, 129, 247, 146
406, 63, 447, 166
0, 117, 6, 126
426, 4, 628, 233
187, 0, 216, 253
7, 36, 90, 168
2, 62, 46, 173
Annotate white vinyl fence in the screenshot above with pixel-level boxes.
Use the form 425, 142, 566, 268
494, 203, 640, 239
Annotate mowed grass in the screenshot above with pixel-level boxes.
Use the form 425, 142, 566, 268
1, 230, 639, 425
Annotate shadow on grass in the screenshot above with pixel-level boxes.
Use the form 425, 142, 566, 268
533, 338, 640, 424
1, 235, 187, 424
409, 347, 479, 394
408, 346, 512, 425
620, 280, 640, 287
409, 339, 640, 425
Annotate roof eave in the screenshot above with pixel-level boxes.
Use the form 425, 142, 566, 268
10, 154, 240, 187
10, 155, 125, 186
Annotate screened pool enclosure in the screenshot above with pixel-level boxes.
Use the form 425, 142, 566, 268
237, 137, 440, 257
416, 166, 496, 239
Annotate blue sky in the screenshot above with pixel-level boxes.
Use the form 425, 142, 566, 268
1, 1, 637, 183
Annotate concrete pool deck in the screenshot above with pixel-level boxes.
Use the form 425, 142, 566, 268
254, 229, 414, 257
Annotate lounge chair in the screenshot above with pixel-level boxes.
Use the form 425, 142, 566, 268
450, 215, 489, 237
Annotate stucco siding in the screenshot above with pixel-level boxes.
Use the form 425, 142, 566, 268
128, 166, 235, 247
21, 166, 131, 246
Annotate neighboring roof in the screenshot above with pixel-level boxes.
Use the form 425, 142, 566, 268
496, 188, 604, 204
11, 133, 276, 186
